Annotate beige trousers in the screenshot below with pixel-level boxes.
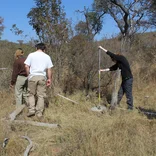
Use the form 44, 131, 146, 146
15, 75, 28, 108
27, 75, 46, 115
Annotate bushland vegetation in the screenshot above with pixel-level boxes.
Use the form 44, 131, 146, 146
0, 0, 156, 155
0, 31, 156, 156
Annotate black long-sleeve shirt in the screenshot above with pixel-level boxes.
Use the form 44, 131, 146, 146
106, 51, 133, 81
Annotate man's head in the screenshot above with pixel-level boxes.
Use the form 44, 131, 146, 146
15, 48, 24, 59
35, 43, 46, 51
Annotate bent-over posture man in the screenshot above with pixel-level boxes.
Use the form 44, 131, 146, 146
24, 43, 53, 118
10, 48, 28, 108
99, 47, 133, 110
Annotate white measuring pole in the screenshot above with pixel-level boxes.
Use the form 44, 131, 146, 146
98, 48, 101, 105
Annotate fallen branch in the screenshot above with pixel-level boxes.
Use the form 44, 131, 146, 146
56, 93, 79, 104
22, 136, 33, 156
10, 120, 59, 128
9, 105, 26, 121
2, 138, 9, 148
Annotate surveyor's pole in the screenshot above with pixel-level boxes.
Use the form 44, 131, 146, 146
98, 48, 101, 105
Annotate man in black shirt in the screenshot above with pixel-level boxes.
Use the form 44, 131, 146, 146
99, 46, 133, 110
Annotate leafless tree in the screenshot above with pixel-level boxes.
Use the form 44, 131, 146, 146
75, 6, 106, 41
67, 35, 98, 94
27, 0, 72, 84
0, 17, 5, 39
93, 0, 152, 52
148, 0, 156, 26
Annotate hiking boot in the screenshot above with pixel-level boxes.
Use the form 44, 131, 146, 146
36, 113, 43, 121
110, 105, 116, 110
36, 112, 43, 118
127, 106, 133, 110
27, 111, 35, 117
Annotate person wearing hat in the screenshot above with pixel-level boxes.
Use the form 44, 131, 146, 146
99, 47, 133, 110
10, 48, 28, 108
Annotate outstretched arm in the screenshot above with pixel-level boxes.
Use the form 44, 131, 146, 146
98, 46, 122, 61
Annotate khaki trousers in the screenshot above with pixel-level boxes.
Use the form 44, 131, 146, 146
15, 75, 28, 108
27, 75, 46, 115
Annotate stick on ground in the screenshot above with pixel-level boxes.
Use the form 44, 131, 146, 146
22, 136, 33, 156
10, 120, 59, 128
56, 93, 79, 104
9, 105, 26, 121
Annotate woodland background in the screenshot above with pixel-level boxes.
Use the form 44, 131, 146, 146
0, 0, 156, 155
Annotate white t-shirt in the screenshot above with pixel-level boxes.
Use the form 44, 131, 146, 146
24, 51, 53, 79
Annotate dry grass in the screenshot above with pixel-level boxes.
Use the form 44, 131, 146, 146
0, 39, 156, 155
0, 85, 156, 156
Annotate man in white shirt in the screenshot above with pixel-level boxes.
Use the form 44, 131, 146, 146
24, 43, 53, 118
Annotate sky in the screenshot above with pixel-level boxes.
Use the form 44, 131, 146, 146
0, 0, 119, 43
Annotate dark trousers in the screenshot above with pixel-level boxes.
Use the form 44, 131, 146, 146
117, 78, 133, 109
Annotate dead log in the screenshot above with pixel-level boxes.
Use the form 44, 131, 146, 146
9, 105, 26, 121
10, 120, 59, 128
22, 136, 33, 156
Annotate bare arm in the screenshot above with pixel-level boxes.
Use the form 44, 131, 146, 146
10, 60, 18, 86
99, 46, 122, 62
46, 68, 52, 87
25, 64, 30, 76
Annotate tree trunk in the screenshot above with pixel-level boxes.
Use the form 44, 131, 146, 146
111, 69, 121, 108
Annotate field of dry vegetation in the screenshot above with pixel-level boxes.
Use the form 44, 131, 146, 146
0, 33, 156, 156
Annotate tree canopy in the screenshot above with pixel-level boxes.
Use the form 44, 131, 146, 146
0, 17, 4, 39
27, 0, 70, 45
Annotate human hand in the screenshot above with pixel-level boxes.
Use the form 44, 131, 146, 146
46, 79, 51, 87
99, 69, 110, 72
9, 84, 14, 88
98, 46, 108, 52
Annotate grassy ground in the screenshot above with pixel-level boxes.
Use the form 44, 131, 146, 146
0, 83, 156, 156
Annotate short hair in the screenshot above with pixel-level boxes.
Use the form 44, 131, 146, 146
35, 43, 46, 51
18, 48, 23, 51
115, 52, 121, 55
